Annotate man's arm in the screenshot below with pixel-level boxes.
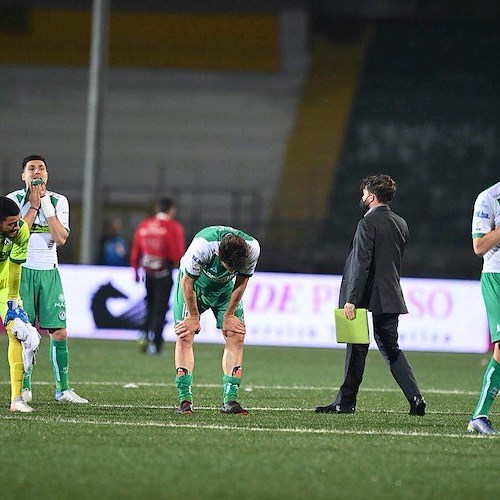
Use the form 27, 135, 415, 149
44, 216, 69, 246
222, 274, 250, 334
22, 183, 44, 229
344, 220, 375, 307
7, 222, 30, 300
7, 260, 22, 302
4, 226, 31, 320
174, 273, 201, 339
22, 206, 39, 229
181, 273, 200, 318
473, 227, 500, 257
40, 195, 69, 246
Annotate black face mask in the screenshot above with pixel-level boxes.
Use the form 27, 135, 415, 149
359, 197, 370, 214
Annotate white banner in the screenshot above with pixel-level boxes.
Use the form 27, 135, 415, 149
59, 265, 490, 353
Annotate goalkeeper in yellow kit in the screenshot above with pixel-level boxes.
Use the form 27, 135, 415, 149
0, 196, 40, 412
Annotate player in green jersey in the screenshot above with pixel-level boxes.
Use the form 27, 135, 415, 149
7, 155, 88, 404
0, 197, 40, 412
467, 181, 500, 435
173, 226, 260, 414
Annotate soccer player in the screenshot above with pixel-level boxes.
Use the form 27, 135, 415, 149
0, 196, 41, 412
467, 181, 500, 435
173, 226, 260, 414
7, 155, 88, 404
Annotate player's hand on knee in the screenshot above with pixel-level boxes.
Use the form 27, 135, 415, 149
222, 314, 246, 336
174, 316, 200, 339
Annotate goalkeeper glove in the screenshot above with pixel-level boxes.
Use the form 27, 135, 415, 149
3, 299, 30, 326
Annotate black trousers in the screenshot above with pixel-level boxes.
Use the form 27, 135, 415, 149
144, 272, 173, 352
333, 313, 421, 408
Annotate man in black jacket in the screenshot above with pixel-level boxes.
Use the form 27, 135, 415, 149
315, 174, 426, 416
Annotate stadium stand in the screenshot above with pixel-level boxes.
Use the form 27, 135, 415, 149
0, 4, 308, 263
267, 25, 371, 272
2, 2, 499, 279
321, 21, 500, 279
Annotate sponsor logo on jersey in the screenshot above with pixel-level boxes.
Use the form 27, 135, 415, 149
58, 310, 66, 321
202, 267, 235, 283
497, 323, 500, 333
474, 210, 490, 219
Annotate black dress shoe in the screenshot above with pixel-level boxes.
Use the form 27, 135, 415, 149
409, 395, 426, 416
314, 403, 355, 414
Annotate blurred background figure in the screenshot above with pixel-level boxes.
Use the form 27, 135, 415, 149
130, 198, 186, 355
100, 217, 129, 267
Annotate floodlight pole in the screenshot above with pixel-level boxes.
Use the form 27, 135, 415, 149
80, 0, 109, 264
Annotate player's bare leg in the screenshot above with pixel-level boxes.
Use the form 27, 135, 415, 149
221, 330, 248, 414
174, 331, 195, 413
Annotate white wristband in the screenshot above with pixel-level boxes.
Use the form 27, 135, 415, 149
40, 195, 56, 218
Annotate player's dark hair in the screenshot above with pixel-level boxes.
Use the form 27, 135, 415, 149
360, 174, 397, 204
219, 234, 248, 271
0, 196, 20, 222
158, 198, 175, 213
22, 154, 46, 171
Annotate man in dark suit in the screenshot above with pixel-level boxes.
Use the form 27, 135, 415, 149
315, 174, 426, 415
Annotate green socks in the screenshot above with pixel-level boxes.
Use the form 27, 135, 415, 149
222, 374, 242, 404
175, 367, 243, 405
23, 339, 71, 393
49, 338, 70, 393
472, 357, 500, 418
22, 369, 32, 391
175, 369, 193, 403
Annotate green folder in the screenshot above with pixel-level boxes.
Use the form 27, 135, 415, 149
334, 308, 372, 344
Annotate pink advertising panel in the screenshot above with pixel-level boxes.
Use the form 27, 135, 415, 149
60, 265, 490, 353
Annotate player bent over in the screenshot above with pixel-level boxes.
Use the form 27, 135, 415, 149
0, 197, 41, 412
173, 226, 260, 414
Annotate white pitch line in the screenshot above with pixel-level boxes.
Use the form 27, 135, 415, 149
0, 381, 479, 396
8, 402, 482, 416
0, 415, 495, 439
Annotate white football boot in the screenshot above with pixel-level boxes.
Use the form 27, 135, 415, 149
10, 396, 35, 413
55, 388, 89, 403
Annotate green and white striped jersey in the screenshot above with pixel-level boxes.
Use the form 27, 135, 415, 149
472, 181, 500, 273
7, 188, 70, 270
181, 225, 260, 292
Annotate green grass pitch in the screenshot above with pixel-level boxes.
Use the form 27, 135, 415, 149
0, 336, 498, 499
